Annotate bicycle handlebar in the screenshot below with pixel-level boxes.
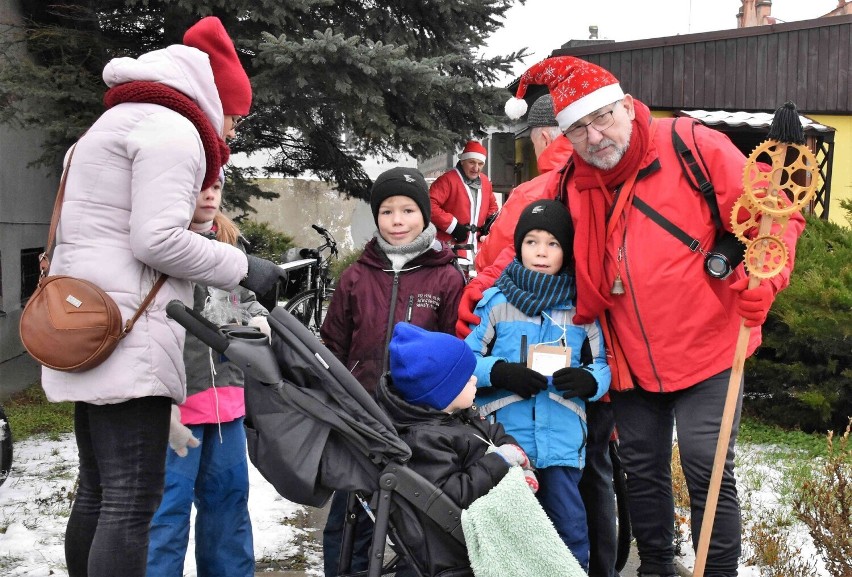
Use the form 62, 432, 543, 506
310, 223, 338, 256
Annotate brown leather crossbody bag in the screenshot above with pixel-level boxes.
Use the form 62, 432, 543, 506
20, 144, 167, 372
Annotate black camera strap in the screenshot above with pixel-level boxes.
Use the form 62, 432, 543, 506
630, 118, 734, 254
672, 118, 724, 235
632, 195, 702, 252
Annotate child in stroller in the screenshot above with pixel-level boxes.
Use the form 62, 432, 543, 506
164, 301, 534, 577
377, 322, 538, 576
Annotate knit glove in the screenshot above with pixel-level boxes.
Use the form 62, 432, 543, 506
240, 255, 284, 296
168, 405, 200, 457
494, 443, 531, 468
523, 469, 539, 493
490, 362, 548, 399
456, 283, 484, 338
451, 222, 473, 243
730, 277, 775, 327
552, 367, 598, 399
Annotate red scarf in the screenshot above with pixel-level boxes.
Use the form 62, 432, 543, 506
569, 100, 656, 325
104, 81, 229, 190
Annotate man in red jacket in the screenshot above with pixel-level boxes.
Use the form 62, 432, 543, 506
465, 55, 805, 577
429, 140, 499, 259
473, 94, 574, 278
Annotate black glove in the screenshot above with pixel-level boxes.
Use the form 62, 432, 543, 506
240, 254, 283, 296
451, 223, 472, 243
552, 367, 598, 399
489, 362, 547, 399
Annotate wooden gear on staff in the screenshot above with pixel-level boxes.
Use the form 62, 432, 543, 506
692, 103, 818, 577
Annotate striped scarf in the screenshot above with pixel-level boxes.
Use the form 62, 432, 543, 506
494, 259, 574, 317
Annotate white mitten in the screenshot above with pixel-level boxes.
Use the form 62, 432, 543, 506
494, 444, 531, 468
168, 405, 200, 457
248, 315, 272, 342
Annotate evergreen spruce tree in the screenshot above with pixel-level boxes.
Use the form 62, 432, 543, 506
0, 0, 526, 211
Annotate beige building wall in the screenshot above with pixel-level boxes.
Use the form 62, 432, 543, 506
230, 178, 374, 256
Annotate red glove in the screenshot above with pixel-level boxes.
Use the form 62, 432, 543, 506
523, 469, 539, 493
456, 283, 485, 338
730, 277, 775, 327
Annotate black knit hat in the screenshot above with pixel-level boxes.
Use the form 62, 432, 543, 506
514, 200, 574, 271
369, 167, 431, 227
527, 94, 557, 128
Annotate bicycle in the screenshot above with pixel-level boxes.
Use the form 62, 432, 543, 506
283, 224, 338, 336
0, 402, 12, 487
449, 242, 477, 284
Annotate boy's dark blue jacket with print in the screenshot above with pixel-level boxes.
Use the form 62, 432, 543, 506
320, 238, 464, 395
376, 376, 515, 577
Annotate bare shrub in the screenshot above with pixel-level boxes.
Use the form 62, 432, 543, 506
792, 419, 852, 577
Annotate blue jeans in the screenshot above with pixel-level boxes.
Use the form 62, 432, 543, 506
610, 370, 742, 577
322, 490, 373, 576
65, 396, 171, 577
536, 466, 589, 570
147, 418, 254, 577
580, 401, 619, 577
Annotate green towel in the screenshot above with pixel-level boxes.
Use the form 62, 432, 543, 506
461, 467, 586, 577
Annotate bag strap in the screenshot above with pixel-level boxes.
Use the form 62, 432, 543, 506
632, 195, 701, 253
43, 140, 169, 336
671, 117, 724, 234
40, 143, 79, 277
122, 275, 168, 336
633, 119, 743, 256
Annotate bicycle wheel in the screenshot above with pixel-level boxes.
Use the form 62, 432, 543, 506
610, 439, 632, 572
0, 404, 12, 487
284, 288, 335, 337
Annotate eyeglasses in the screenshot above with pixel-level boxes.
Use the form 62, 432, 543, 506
563, 101, 621, 143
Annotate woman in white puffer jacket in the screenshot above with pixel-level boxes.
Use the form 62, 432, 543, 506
39, 17, 280, 577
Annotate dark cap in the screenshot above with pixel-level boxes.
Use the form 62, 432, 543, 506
514, 199, 574, 271
527, 94, 558, 128
369, 167, 430, 227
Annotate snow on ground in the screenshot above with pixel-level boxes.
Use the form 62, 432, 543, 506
0, 433, 314, 577
0, 434, 832, 576
675, 444, 830, 577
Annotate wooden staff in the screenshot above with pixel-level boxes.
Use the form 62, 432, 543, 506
692, 102, 816, 577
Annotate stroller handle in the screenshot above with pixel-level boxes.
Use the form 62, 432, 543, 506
166, 300, 284, 385
167, 300, 229, 353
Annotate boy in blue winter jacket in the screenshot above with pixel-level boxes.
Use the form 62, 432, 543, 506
464, 199, 611, 569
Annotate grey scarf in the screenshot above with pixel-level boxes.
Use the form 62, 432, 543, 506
375, 223, 439, 272
456, 161, 482, 190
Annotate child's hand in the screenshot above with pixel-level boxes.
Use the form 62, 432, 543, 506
168, 405, 200, 457
552, 367, 597, 399
523, 469, 539, 493
490, 362, 547, 399
494, 444, 531, 468
248, 315, 272, 341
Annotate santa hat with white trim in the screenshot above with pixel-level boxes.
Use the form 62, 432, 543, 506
459, 140, 487, 162
505, 56, 624, 132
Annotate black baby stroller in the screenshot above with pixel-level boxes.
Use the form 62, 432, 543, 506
166, 301, 467, 577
